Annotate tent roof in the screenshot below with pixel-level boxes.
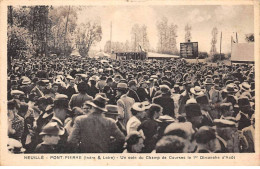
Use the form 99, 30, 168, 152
147, 52, 180, 58
95, 52, 110, 57
70, 50, 81, 57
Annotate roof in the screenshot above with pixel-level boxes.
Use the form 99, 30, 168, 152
147, 52, 180, 59
70, 49, 81, 57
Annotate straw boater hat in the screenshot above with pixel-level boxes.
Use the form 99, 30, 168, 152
240, 82, 251, 91
190, 86, 204, 96
223, 84, 239, 94
132, 102, 146, 112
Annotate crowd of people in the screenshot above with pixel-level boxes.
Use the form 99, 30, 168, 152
7, 55, 255, 153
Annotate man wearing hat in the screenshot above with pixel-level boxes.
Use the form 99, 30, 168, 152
196, 94, 217, 120
63, 76, 77, 100
30, 80, 46, 98
194, 126, 220, 153
178, 79, 192, 114
105, 105, 126, 152
35, 122, 65, 153
153, 85, 175, 118
185, 103, 212, 130
69, 81, 93, 109
116, 83, 135, 127
127, 80, 141, 102
68, 95, 125, 153
214, 119, 240, 152
147, 78, 157, 101
33, 97, 54, 147
237, 82, 252, 98
10, 90, 25, 100
210, 78, 223, 104
44, 94, 70, 153
236, 96, 254, 130
105, 105, 127, 136
136, 81, 150, 102
203, 77, 214, 101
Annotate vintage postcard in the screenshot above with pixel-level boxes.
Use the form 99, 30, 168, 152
0, 0, 259, 166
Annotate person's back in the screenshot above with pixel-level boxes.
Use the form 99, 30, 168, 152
69, 93, 93, 108
69, 113, 125, 153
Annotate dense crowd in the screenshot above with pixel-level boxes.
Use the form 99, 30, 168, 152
7, 55, 255, 153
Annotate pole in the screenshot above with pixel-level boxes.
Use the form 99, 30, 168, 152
135, 33, 137, 52
220, 31, 222, 55
110, 21, 112, 53
236, 32, 238, 43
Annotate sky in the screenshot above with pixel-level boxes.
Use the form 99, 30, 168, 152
77, 5, 254, 53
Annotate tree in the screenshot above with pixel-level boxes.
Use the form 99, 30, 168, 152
245, 33, 254, 42
210, 27, 218, 56
140, 25, 150, 51
131, 24, 141, 52
75, 21, 102, 57
157, 17, 168, 53
185, 24, 192, 42
7, 25, 34, 60
49, 6, 78, 56
167, 24, 178, 54
156, 17, 178, 54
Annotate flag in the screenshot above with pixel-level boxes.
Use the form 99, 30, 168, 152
231, 36, 236, 43
139, 44, 145, 52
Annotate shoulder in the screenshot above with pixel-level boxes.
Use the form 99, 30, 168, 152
105, 117, 117, 125
74, 115, 89, 123
70, 94, 78, 99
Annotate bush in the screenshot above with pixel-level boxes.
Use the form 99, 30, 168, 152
207, 53, 229, 63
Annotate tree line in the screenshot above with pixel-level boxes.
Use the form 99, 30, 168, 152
7, 6, 102, 63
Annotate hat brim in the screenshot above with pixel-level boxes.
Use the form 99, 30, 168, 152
239, 84, 251, 91
105, 112, 120, 115
87, 102, 107, 112
39, 127, 65, 136
190, 88, 204, 95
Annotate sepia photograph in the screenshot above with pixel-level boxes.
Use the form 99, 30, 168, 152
0, 0, 259, 166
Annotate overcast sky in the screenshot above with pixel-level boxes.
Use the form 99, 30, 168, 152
77, 5, 254, 53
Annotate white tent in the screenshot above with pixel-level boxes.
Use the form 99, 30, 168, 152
147, 52, 180, 59
70, 49, 81, 57
95, 51, 110, 58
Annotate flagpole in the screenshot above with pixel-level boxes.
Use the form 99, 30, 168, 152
236, 32, 238, 43
110, 21, 112, 53
220, 31, 222, 56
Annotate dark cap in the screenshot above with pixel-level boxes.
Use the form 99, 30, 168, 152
238, 96, 250, 107
196, 95, 209, 104
128, 80, 137, 87
185, 103, 202, 118
35, 96, 48, 106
